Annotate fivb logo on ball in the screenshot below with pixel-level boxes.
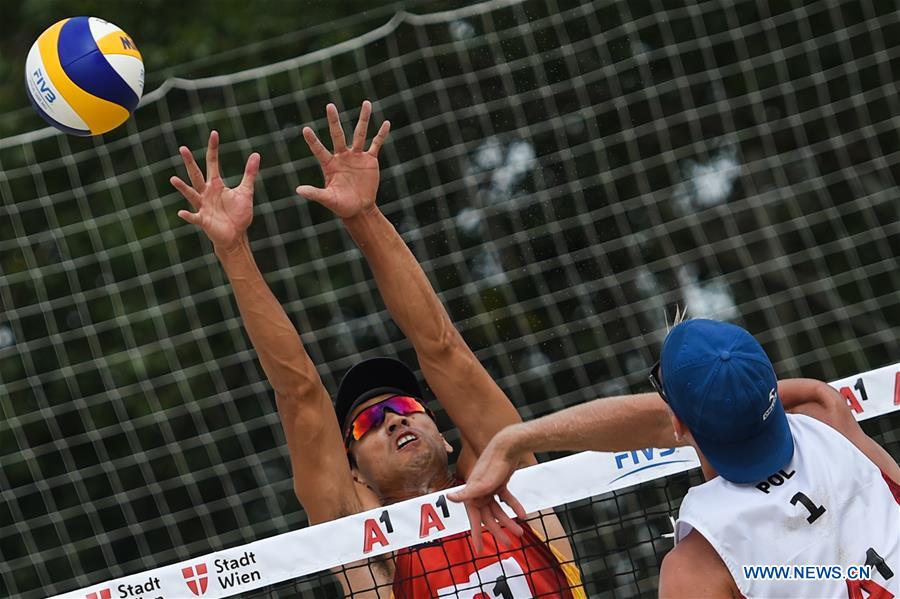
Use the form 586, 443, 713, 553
26, 16, 144, 136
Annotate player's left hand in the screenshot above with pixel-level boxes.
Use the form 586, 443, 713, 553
447, 429, 528, 555
170, 131, 260, 252
296, 100, 390, 220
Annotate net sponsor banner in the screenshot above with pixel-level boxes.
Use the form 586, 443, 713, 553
48, 362, 899, 599
830, 362, 900, 420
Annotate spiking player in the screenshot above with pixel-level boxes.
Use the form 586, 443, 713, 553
451, 319, 900, 598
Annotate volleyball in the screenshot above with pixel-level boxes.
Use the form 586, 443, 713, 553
25, 17, 144, 136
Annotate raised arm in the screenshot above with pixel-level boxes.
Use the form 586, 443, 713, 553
170, 133, 359, 525
296, 102, 523, 462
447, 378, 882, 547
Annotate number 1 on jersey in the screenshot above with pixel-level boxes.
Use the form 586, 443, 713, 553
790, 492, 826, 524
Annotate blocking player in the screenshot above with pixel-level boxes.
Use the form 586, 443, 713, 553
450, 319, 900, 598
169, 102, 680, 598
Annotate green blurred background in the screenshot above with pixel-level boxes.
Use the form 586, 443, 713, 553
1, 1, 898, 597
0, 0, 465, 137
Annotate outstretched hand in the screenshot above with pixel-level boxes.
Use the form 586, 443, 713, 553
296, 101, 390, 219
170, 131, 261, 252
447, 430, 528, 555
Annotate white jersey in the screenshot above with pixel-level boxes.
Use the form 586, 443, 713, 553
675, 413, 900, 598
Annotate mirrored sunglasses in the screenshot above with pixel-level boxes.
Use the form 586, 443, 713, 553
344, 395, 428, 445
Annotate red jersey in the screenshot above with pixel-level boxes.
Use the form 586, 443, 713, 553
391, 519, 583, 598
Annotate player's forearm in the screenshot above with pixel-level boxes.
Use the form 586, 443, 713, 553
502, 393, 680, 456
505, 379, 839, 455
216, 236, 323, 398
342, 206, 458, 352
502, 380, 846, 456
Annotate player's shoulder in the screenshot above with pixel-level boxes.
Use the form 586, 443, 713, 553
780, 377, 850, 432
659, 531, 740, 599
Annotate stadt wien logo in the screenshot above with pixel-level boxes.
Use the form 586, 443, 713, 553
183, 563, 209, 596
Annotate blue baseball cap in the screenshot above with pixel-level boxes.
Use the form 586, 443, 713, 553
660, 319, 793, 484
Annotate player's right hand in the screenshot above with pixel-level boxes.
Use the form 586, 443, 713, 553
448, 427, 528, 555
170, 131, 260, 252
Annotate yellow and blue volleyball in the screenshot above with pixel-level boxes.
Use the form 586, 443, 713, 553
25, 17, 144, 136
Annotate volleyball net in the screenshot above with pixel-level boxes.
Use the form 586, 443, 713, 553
43, 362, 900, 598
1, 0, 899, 597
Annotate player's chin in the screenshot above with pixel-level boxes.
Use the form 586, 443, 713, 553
397, 441, 442, 468
393, 436, 423, 455
393, 441, 427, 464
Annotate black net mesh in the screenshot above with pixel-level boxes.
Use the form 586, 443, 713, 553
1, 0, 898, 597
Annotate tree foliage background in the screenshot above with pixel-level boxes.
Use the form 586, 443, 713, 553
1, 1, 898, 597
0, 0, 468, 137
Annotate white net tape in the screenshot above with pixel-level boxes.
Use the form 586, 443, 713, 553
48, 363, 900, 598
1, 0, 898, 596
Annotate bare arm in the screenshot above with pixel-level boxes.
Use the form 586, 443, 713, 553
297, 102, 526, 464
485, 375, 891, 458
490, 392, 677, 456
170, 133, 359, 525
446, 391, 677, 553
448, 393, 677, 517
215, 240, 360, 522
342, 208, 524, 461
658, 531, 740, 599
448, 377, 885, 545
779, 378, 900, 483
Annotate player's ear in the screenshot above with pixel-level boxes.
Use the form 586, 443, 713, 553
441, 435, 453, 455
351, 465, 373, 490
348, 449, 372, 488
670, 412, 687, 442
